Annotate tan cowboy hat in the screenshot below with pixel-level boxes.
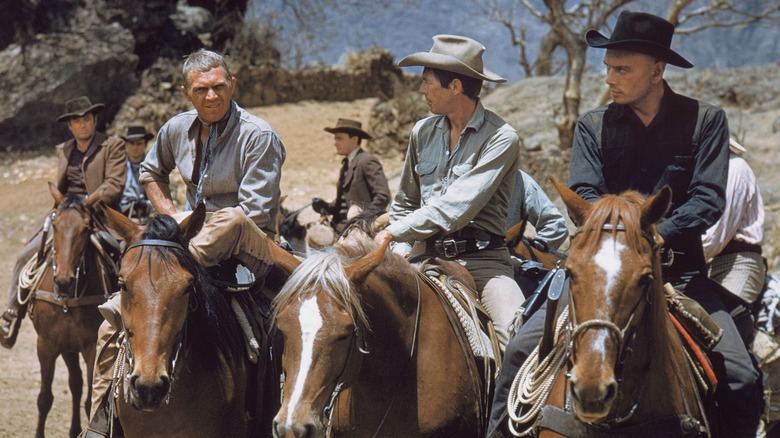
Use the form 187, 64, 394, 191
398, 34, 506, 83
729, 137, 747, 155
121, 125, 154, 142
56, 96, 105, 122
324, 118, 372, 139
585, 11, 693, 69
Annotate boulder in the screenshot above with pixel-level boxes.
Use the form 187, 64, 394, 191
0, 25, 137, 151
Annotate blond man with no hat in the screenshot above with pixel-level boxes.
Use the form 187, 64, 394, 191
312, 118, 390, 233
374, 34, 525, 349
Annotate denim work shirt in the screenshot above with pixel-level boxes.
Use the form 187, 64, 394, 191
139, 101, 286, 235
387, 100, 520, 244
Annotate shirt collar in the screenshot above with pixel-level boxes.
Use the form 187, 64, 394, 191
434, 99, 486, 134
606, 80, 680, 124
346, 147, 361, 163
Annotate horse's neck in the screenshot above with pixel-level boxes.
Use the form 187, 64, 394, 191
617, 309, 695, 418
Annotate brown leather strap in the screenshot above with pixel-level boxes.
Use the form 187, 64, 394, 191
33, 290, 106, 308
537, 405, 706, 437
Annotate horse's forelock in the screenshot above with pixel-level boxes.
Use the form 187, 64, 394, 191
273, 241, 372, 330
575, 192, 651, 256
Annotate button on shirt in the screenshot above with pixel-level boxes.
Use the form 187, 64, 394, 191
387, 101, 519, 243
139, 101, 286, 235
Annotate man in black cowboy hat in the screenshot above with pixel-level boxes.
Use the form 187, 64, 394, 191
0, 96, 126, 349
373, 35, 525, 350
312, 118, 390, 233
119, 125, 155, 221
489, 11, 762, 437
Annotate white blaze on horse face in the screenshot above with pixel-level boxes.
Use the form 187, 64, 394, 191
286, 296, 323, 424
592, 236, 626, 355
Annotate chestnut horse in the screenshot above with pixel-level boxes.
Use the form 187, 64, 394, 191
101, 204, 273, 437
269, 230, 486, 437
29, 184, 114, 438
507, 180, 709, 437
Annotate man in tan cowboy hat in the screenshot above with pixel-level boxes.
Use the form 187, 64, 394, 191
119, 125, 155, 221
312, 118, 390, 233
489, 11, 762, 437
0, 96, 126, 349
373, 35, 525, 349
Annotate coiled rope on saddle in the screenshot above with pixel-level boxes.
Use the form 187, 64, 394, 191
18, 233, 53, 304
507, 306, 570, 437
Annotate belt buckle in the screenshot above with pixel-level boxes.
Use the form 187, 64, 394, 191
440, 238, 459, 258
661, 247, 675, 267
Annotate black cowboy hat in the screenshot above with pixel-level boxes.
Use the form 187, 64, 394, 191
121, 125, 154, 142
585, 11, 693, 69
56, 96, 105, 122
324, 118, 372, 140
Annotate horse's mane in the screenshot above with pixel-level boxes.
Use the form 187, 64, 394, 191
273, 229, 409, 332
573, 190, 679, 372
131, 215, 244, 369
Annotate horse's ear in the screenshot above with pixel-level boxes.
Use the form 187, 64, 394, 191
266, 235, 302, 276
179, 203, 206, 241
84, 190, 103, 208
48, 182, 65, 207
100, 203, 141, 242
550, 176, 591, 227
345, 237, 390, 285
641, 185, 672, 228
505, 220, 525, 246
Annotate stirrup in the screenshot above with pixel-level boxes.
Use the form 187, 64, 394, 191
0, 308, 21, 348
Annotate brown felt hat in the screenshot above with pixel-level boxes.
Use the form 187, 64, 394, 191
398, 34, 506, 83
324, 118, 372, 139
585, 11, 693, 68
56, 96, 105, 122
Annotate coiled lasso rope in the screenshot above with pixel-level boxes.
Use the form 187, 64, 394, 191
507, 306, 571, 437
17, 234, 54, 305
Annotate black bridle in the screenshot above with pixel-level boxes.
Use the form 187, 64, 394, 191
121, 238, 192, 406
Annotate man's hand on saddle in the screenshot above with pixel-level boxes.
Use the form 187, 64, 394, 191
374, 229, 394, 250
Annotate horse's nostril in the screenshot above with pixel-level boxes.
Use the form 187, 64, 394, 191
604, 381, 617, 404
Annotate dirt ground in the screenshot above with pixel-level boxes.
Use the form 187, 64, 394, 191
0, 98, 404, 437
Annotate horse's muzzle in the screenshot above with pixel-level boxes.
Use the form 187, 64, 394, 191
128, 372, 171, 412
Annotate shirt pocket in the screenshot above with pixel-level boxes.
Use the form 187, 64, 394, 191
415, 162, 438, 201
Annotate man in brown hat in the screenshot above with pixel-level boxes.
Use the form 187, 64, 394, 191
489, 11, 761, 437
0, 96, 126, 348
312, 118, 390, 233
119, 125, 155, 221
373, 35, 525, 349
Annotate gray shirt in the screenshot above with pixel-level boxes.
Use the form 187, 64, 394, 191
139, 101, 286, 235
388, 100, 519, 244
506, 170, 569, 250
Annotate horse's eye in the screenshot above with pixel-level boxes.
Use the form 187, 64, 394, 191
638, 273, 654, 290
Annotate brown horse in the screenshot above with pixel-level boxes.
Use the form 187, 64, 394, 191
269, 229, 486, 437
509, 179, 708, 437
30, 184, 114, 438
101, 204, 273, 437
